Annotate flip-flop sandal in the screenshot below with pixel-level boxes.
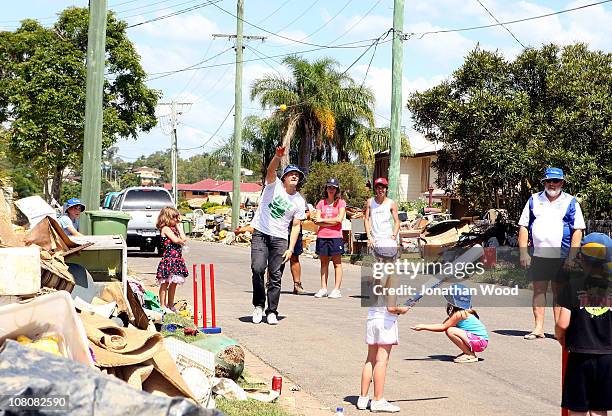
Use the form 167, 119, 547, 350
524, 333, 545, 340
454, 355, 478, 363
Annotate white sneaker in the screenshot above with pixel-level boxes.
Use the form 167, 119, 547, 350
252, 306, 264, 324
267, 313, 278, 325
370, 399, 400, 413
314, 288, 328, 298
356, 396, 369, 410
328, 289, 342, 298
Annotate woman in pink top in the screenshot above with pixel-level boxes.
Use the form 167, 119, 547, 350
313, 178, 347, 299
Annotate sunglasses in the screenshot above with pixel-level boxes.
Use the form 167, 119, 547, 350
544, 179, 563, 184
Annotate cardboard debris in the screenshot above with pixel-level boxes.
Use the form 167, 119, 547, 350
14, 196, 56, 228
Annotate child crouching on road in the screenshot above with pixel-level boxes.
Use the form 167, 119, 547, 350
412, 283, 489, 363
358, 273, 409, 413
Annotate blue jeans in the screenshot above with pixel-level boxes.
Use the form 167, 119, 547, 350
251, 230, 287, 316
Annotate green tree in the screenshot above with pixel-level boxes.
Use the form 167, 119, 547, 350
302, 161, 369, 209
0, 7, 159, 201
407, 44, 612, 219
250, 56, 375, 172
211, 115, 279, 182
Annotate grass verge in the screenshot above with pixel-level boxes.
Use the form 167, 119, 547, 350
216, 398, 294, 416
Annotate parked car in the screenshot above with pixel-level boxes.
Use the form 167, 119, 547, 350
113, 187, 174, 253
102, 191, 121, 209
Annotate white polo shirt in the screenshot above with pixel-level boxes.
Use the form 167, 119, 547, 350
518, 191, 585, 258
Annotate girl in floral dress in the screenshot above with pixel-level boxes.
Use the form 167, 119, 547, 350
156, 207, 189, 312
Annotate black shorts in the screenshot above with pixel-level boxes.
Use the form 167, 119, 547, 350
293, 232, 303, 256
287, 225, 303, 257
562, 353, 612, 412
528, 256, 567, 282
315, 237, 345, 257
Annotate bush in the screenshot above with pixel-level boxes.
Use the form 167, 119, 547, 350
201, 201, 220, 211
399, 200, 428, 213
302, 162, 369, 208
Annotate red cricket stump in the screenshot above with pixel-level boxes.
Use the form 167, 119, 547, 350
192, 264, 198, 327
192, 263, 221, 334
562, 348, 569, 416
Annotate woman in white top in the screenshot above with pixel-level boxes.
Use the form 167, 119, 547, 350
364, 177, 400, 260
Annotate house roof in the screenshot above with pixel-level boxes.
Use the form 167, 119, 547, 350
374, 132, 443, 159
163, 179, 262, 193
409, 132, 443, 157
133, 166, 162, 173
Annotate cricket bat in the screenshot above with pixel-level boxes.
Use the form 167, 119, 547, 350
403, 244, 484, 306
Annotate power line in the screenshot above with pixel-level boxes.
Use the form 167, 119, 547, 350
187, 41, 234, 103
340, 30, 391, 76
328, 0, 384, 45
274, 0, 322, 34
176, 40, 215, 97
475, 0, 526, 48
178, 105, 234, 151
126, 0, 220, 28
298, 0, 353, 42
211, 1, 380, 49
256, 0, 293, 25
404, 0, 612, 39
115, 0, 186, 15
145, 38, 386, 81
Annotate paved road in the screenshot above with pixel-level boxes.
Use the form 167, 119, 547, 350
129, 240, 563, 416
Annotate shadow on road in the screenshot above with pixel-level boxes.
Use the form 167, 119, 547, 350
404, 354, 456, 362
238, 316, 287, 323
343, 395, 448, 405
493, 329, 555, 339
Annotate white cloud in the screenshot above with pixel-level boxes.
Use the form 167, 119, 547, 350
406, 21, 476, 64
135, 43, 196, 77
352, 64, 445, 127
130, 13, 221, 42
341, 14, 392, 38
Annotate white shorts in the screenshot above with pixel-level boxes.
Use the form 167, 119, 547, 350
366, 319, 399, 345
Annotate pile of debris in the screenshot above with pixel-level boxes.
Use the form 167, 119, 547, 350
0, 194, 276, 414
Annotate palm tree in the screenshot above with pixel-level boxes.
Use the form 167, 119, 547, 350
335, 120, 412, 168
211, 115, 280, 183
250, 56, 375, 173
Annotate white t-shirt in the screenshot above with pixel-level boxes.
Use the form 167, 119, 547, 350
518, 191, 585, 258
251, 178, 306, 240
58, 214, 79, 235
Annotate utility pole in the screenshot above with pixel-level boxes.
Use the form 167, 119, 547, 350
158, 101, 192, 205
388, 0, 404, 202
213, 3, 265, 229
81, 0, 108, 233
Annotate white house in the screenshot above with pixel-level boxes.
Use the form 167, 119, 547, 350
374, 133, 443, 202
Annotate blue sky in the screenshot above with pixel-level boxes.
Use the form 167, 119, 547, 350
3, 0, 612, 160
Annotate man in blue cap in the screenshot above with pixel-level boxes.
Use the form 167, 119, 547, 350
59, 197, 86, 237
518, 167, 586, 340
249, 146, 306, 325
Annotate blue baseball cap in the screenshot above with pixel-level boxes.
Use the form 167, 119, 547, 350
541, 167, 565, 182
581, 232, 612, 264
326, 178, 339, 188
65, 197, 86, 212
443, 283, 472, 310
281, 164, 305, 181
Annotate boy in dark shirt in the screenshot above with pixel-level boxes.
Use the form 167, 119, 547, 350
556, 232, 612, 416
